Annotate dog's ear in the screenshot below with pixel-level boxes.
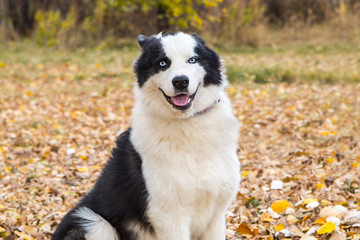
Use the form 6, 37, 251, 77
137, 35, 149, 48
191, 33, 205, 46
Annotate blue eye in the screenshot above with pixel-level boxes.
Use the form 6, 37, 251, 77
159, 61, 167, 67
188, 57, 197, 64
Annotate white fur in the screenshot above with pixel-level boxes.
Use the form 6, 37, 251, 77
131, 33, 240, 240
75, 207, 119, 240
127, 221, 157, 240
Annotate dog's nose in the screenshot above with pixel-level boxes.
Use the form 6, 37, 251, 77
172, 75, 189, 91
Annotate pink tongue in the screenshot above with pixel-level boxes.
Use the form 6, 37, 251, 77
171, 94, 190, 106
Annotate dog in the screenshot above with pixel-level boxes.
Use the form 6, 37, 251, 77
52, 32, 240, 240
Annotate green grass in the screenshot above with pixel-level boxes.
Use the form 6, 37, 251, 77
1, 41, 359, 90
221, 42, 360, 84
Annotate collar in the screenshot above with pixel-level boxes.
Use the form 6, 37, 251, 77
192, 98, 221, 117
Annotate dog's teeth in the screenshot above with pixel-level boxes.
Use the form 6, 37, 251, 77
187, 97, 191, 103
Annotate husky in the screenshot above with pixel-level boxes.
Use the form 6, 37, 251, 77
52, 32, 240, 240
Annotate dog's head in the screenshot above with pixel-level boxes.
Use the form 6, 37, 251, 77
134, 32, 227, 119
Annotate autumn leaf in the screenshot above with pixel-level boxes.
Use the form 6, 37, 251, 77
275, 224, 286, 231
317, 222, 336, 235
303, 198, 318, 205
271, 200, 291, 213
237, 223, 258, 237
76, 167, 89, 172
260, 212, 276, 222
314, 217, 326, 224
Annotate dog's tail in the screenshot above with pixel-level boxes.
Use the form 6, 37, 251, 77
74, 207, 119, 240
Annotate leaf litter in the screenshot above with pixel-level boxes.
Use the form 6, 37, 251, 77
0, 56, 360, 240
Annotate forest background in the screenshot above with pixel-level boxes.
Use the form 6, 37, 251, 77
0, 0, 359, 49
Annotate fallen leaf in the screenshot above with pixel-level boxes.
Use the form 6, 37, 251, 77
271, 199, 291, 213
329, 230, 346, 240
276, 224, 286, 231
271, 180, 284, 190
237, 223, 258, 237
261, 212, 276, 222
76, 167, 89, 172
320, 206, 340, 218
302, 214, 311, 224
317, 222, 336, 235
326, 216, 341, 226
286, 215, 298, 224
314, 217, 326, 224
300, 234, 318, 240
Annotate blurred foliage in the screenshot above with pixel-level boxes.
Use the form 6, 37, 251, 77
0, 0, 359, 47
35, 11, 61, 47
218, 0, 265, 46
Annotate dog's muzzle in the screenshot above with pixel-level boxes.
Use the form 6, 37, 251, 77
160, 86, 199, 111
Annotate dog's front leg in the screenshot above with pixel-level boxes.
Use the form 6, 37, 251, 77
149, 208, 191, 240
199, 211, 226, 240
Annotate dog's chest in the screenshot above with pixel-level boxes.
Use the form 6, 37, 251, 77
131, 112, 240, 233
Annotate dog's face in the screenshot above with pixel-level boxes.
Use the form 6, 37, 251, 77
134, 32, 226, 119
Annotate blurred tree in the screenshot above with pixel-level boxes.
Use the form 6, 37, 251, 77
1, 0, 359, 44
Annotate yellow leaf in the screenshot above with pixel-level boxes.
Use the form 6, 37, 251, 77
353, 162, 359, 168
301, 214, 311, 224
4, 166, 11, 173
96, 63, 101, 68
331, 117, 338, 124
76, 167, 88, 172
0, 226, 5, 232
327, 157, 335, 164
321, 200, 331, 206
337, 201, 348, 206
80, 155, 87, 160
237, 223, 258, 237
276, 224, 286, 231
303, 198, 318, 205
271, 199, 291, 213
26, 91, 32, 96
14, 230, 35, 240
0, 147, 6, 153
0, 62, 5, 68
316, 183, 323, 189
241, 170, 249, 178
317, 222, 335, 235
0, 204, 5, 210
314, 217, 326, 224
260, 212, 276, 222
92, 165, 101, 170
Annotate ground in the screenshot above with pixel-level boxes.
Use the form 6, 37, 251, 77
0, 44, 359, 240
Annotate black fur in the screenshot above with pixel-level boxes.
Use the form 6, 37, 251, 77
52, 129, 154, 240
134, 36, 171, 87
134, 32, 222, 88
192, 34, 222, 86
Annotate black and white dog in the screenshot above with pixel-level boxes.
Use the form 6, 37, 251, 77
52, 32, 240, 240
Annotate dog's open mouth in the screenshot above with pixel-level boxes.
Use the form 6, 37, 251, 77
160, 87, 198, 111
